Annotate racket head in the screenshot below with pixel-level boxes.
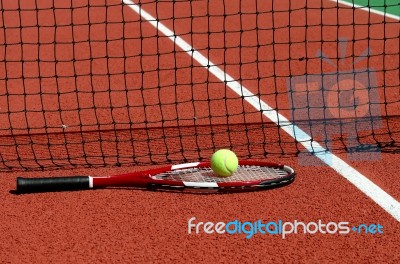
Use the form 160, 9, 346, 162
144, 160, 295, 192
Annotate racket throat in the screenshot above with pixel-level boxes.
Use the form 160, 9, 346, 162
92, 176, 150, 188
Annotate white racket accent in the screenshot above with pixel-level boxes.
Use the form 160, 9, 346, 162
283, 165, 295, 174
183, 182, 219, 188
171, 162, 201, 170
88, 176, 94, 188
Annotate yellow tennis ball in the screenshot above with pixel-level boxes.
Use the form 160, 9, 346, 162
211, 149, 239, 177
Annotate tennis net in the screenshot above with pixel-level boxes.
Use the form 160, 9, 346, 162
0, 0, 399, 171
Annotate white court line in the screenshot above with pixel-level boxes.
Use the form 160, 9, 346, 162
121, 0, 400, 221
331, 0, 400, 20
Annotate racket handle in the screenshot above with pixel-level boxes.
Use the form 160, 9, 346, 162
16, 176, 91, 193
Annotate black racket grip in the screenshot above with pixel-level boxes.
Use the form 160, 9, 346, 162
16, 176, 91, 193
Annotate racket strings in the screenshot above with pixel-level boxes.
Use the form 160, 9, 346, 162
152, 165, 288, 182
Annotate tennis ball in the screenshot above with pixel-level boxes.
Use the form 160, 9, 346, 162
211, 149, 239, 177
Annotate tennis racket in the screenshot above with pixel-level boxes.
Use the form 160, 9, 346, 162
16, 160, 295, 193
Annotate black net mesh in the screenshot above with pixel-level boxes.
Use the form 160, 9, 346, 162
0, 0, 399, 171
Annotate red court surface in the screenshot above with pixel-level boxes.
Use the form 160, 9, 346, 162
0, 0, 399, 263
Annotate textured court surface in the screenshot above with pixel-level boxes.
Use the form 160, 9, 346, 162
0, 0, 399, 263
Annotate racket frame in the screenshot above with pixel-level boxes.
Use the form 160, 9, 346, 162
16, 160, 295, 193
